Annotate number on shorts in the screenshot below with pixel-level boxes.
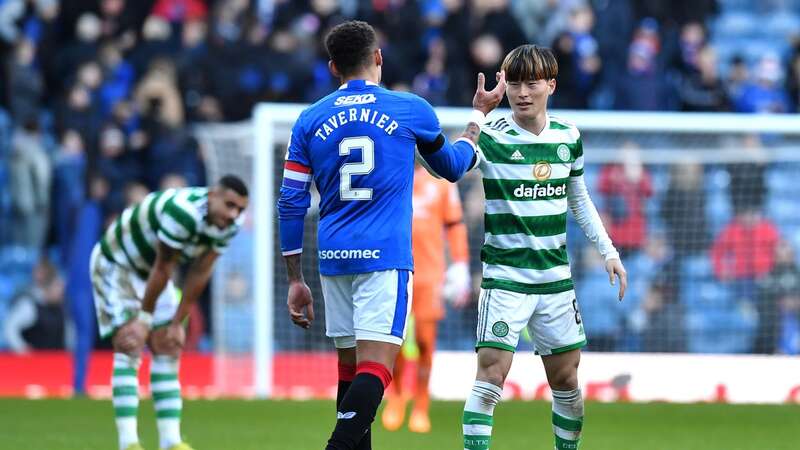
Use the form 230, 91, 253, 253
572, 299, 582, 324
339, 136, 374, 201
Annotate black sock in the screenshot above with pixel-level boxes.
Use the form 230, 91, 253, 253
326, 373, 384, 450
338, 380, 372, 450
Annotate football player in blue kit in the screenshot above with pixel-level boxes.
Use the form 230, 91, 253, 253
277, 20, 505, 450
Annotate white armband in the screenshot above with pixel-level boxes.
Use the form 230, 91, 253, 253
136, 310, 153, 329
469, 109, 486, 130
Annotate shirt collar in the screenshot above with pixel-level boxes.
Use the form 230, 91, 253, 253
339, 79, 379, 90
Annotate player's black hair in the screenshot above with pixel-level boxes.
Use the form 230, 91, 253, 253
218, 174, 249, 197
501, 44, 558, 82
325, 20, 378, 77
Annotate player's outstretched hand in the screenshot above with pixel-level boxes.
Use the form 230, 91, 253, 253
113, 319, 149, 356
287, 281, 314, 329
605, 258, 627, 301
472, 71, 506, 116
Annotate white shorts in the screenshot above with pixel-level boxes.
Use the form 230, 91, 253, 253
90, 245, 178, 339
320, 269, 413, 348
476, 288, 586, 356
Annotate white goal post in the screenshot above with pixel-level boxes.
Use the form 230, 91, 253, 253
195, 104, 800, 399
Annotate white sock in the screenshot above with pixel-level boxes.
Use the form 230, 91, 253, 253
462, 380, 502, 450
112, 353, 140, 449
551, 388, 584, 450
151, 355, 182, 449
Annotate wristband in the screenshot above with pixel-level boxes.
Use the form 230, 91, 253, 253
136, 310, 154, 329
469, 109, 486, 129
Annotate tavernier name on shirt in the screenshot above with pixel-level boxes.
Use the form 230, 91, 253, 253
313, 104, 399, 141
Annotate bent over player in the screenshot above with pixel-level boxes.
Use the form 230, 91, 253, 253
277, 20, 504, 450
461, 45, 627, 450
91, 175, 248, 450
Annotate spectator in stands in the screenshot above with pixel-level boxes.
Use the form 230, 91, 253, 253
152, 0, 208, 23
725, 54, 749, 102
551, 5, 602, 109
9, 119, 51, 249
412, 37, 449, 106
638, 281, 686, 352
756, 242, 800, 354
710, 208, 780, 309
512, 0, 586, 48
123, 181, 149, 206
96, 125, 141, 213
734, 54, 791, 114
65, 174, 108, 394
52, 130, 88, 266
160, 172, 188, 190
614, 18, 670, 110
597, 142, 653, 257
677, 45, 730, 111
727, 135, 768, 214
660, 162, 710, 301
673, 22, 706, 75
662, 162, 710, 257
6, 39, 44, 123
3, 258, 68, 353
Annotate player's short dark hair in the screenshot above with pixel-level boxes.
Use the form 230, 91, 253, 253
501, 45, 558, 82
325, 20, 377, 77
218, 174, 248, 197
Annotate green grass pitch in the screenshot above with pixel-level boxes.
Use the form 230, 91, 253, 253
0, 398, 797, 449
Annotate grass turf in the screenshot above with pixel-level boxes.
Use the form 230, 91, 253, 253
0, 399, 797, 449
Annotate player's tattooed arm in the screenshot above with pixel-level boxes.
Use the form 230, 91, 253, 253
284, 254, 304, 282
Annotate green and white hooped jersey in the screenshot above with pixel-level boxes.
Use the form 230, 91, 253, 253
99, 187, 240, 278
476, 113, 584, 295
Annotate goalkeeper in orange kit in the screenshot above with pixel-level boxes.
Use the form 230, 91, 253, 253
381, 161, 471, 433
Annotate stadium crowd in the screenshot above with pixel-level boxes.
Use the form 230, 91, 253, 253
1, 0, 799, 359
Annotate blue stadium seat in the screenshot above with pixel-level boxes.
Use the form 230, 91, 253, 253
758, 12, 800, 38
712, 11, 759, 39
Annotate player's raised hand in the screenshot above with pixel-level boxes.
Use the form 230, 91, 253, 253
472, 70, 506, 115
287, 281, 314, 329
605, 258, 627, 301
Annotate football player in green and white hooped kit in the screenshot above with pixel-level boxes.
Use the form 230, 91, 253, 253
91, 175, 248, 450
457, 45, 627, 450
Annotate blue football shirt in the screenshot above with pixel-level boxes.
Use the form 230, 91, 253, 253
278, 79, 474, 276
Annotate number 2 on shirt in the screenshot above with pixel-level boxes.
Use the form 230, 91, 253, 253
339, 136, 374, 201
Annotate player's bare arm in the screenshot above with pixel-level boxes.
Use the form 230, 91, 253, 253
115, 242, 180, 354
151, 250, 220, 355
284, 253, 314, 329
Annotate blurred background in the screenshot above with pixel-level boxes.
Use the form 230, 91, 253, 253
1, 0, 800, 400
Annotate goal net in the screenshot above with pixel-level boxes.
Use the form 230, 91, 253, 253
197, 105, 800, 399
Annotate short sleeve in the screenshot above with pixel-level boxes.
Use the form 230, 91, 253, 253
408, 96, 443, 145
158, 197, 199, 249
282, 114, 314, 192
286, 116, 311, 167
